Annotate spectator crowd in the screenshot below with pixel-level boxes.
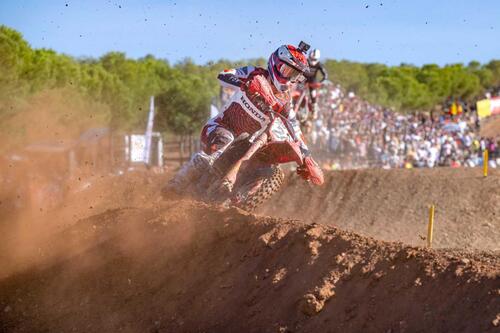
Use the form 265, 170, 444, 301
305, 84, 500, 170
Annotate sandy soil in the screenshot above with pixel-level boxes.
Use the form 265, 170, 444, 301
260, 168, 500, 251
0, 169, 499, 333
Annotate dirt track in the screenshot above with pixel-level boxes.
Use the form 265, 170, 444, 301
0, 168, 499, 332
261, 168, 500, 250
1, 201, 499, 333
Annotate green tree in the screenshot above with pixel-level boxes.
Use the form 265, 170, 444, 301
156, 72, 211, 135
0, 25, 32, 104
1, 24, 500, 137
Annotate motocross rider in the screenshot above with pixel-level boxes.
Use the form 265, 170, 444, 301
164, 43, 324, 194
304, 48, 328, 119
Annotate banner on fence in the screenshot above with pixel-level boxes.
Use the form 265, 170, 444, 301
477, 97, 500, 119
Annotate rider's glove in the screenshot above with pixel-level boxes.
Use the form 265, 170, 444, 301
297, 156, 324, 185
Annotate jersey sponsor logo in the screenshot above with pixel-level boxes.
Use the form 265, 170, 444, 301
226, 76, 240, 84
239, 93, 269, 124
218, 73, 242, 88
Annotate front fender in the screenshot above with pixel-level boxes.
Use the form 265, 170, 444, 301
255, 141, 304, 165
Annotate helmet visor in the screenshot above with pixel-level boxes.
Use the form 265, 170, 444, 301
277, 62, 306, 83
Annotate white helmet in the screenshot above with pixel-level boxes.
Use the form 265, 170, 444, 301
267, 44, 309, 92
308, 49, 321, 66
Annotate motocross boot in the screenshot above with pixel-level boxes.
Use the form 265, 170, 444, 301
162, 152, 215, 196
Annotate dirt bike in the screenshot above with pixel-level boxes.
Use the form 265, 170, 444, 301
192, 107, 324, 212
185, 114, 313, 211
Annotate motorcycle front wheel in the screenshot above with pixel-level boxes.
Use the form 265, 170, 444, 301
233, 165, 285, 212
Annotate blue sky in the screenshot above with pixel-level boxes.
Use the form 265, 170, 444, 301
0, 0, 498, 66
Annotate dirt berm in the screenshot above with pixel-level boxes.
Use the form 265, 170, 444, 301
260, 168, 500, 251
1, 199, 499, 333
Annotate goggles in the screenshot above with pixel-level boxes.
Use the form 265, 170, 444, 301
277, 62, 306, 83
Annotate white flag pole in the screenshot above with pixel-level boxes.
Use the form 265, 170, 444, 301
144, 96, 155, 165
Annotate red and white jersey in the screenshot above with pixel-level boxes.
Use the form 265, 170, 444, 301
204, 66, 308, 151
